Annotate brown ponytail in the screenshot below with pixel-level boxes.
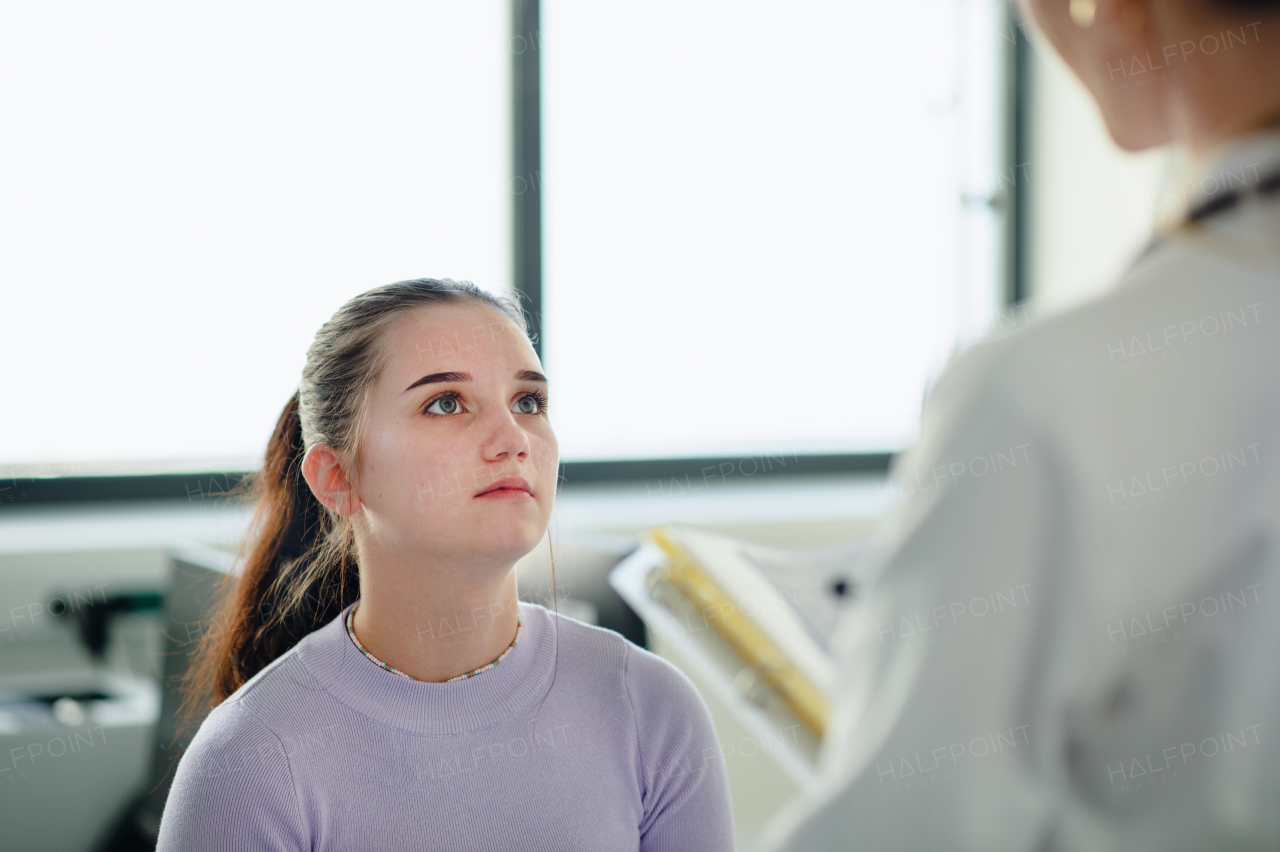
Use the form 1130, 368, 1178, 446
174, 278, 529, 741
174, 391, 359, 735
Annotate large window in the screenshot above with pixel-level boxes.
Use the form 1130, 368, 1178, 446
542, 0, 1005, 461
2, 1, 1008, 481
1, 2, 509, 473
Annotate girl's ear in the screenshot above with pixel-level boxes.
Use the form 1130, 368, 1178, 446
301, 443, 362, 516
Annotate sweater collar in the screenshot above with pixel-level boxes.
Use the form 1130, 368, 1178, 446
295, 599, 557, 736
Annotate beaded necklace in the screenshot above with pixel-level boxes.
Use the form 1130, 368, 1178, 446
345, 603, 521, 683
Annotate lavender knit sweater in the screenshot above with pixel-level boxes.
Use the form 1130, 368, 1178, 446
156, 600, 736, 851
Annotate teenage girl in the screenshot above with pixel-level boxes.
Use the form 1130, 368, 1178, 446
156, 279, 735, 851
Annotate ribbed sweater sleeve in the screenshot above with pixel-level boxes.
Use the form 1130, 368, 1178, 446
625, 643, 736, 851
156, 700, 308, 852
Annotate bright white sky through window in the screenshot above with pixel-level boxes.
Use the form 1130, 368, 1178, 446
0, 3, 509, 473
2, 1, 1004, 474
543, 0, 1004, 461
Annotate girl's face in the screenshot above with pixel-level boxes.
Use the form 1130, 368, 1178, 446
348, 301, 558, 575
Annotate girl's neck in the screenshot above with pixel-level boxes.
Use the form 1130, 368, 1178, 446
352, 563, 522, 683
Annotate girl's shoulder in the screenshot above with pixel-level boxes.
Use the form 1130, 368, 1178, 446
520, 602, 712, 720
520, 601, 639, 667
533, 606, 733, 846
157, 696, 310, 851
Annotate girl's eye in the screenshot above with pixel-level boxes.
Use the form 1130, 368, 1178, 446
513, 390, 548, 415
425, 392, 464, 416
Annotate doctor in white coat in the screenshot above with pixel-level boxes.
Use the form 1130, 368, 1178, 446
761, 0, 1280, 850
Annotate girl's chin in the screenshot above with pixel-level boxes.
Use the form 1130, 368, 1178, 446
459, 519, 546, 555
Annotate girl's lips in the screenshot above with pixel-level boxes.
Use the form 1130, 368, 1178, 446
475, 487, 533, 500
475, 476, 533, 497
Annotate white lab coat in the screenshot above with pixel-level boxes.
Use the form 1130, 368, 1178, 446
761, 129, 1280, 852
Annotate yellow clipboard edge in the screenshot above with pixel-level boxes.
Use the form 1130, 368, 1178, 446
645, 527, 829, 739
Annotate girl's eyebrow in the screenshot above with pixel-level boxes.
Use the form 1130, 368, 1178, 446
404, 370, 471, 394
403, 370, 548, 393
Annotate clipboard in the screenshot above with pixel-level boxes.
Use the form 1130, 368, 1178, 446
609, 524, 870, 786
